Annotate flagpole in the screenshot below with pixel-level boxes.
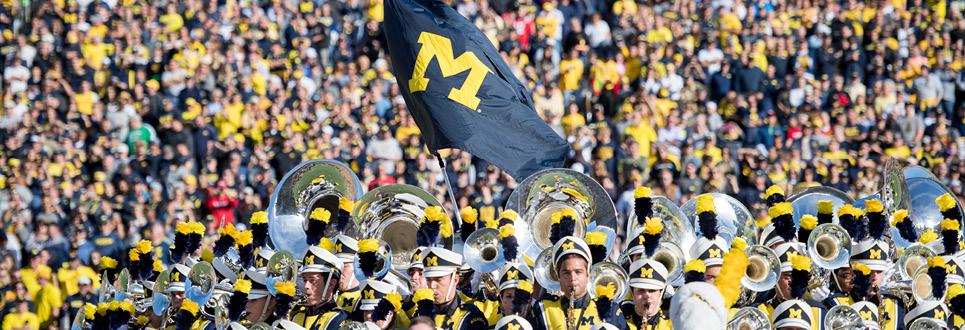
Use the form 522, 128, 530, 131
435, 153, 463, 228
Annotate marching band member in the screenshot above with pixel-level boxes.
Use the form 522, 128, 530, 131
352, 279, 408, 329
852, 301, 882, 330
770, 254, 818, 330
689, 194, 730, 284
241, 269, 277, 324
903, 300, 950, 328
419, 246, 489, 329
494, 315, 534, 330
291, 245, 349, 329
495, 262, 535, 318
617, 259, 672, 330
334, 234, 362, 312
531, 236, 621, 330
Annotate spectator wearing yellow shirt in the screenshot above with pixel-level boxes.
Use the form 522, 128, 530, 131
19, 251, 51, 299
61, 80, 98, 116
561, 103, 586, 137
623, 110, 657, 159
57, 252, 100, 297
33, 268, 62, 328
2, 300, 38, 330
559, 49, 585, 103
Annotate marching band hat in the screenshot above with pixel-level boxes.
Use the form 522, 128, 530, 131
357, 279, 396, 311
553, 236, 592, 269
300, 246, 343, 275
904, 300, 950, 328
334, 235, 359, 263
775, 243, 806, 273
947, 255, 965, 285
628, 259, 669, 290
408, 247, 427, 271
771, 299, 814, 329
850, 239, 890, 272
166, 264, 192, 293
421, 247, 462, 278
243, 269, 271, 300
851, 301, 881, 330
497, 262, 534, 292
254, 248, 275, 271
690, 236, 729, 267
495, 315, 533, 330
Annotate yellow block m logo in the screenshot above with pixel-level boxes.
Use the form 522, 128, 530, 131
869, 249, 882, 259
425, 256, 439, 267
639, 268, 654, 279
409, 32, 491, 111
506, 270, 518, 280
934, 310, 945, 320
364, 289, 376, 299
708, 248, 723, 258
788, 308, 802, 319
860, 310, 874, 321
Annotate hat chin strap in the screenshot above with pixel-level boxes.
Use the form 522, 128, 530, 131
443, 274, 457, 305
320, 271, 335, 305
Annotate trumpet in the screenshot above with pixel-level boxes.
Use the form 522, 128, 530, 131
733, 245, 780, 307
824, 305, 862, 330
807, 224, 852, 290
727, 307, 770, 330
589, 262, 630, 300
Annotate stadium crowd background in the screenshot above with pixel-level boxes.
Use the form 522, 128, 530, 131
0, 0, 964, 327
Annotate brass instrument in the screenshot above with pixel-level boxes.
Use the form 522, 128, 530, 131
651, 241, 686, 285
855, 158, 910, 219
806, 224, 852, 290
732, 245, 781, 307
589, 262, 629, 300
824, 305, 862, 330
626, 195, 695, 254
787, 186, 854, 226
353, 239, 393, 282
727, 307, 770, 330
353, 184, 445, 271
464, 228, 504, 273
505, 169, 618, 263
534, 248, 560, 295
878, 266, 935, 305
680, 193, 754, 246
268, 160, 364, 258
901, 165, 964, 247
907, 318, 946, 330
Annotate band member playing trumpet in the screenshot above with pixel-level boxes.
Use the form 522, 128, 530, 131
291, 246, 349, 329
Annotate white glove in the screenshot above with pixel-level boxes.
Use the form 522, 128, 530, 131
809, 284, 831, 301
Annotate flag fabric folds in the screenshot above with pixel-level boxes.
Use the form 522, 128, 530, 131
383, 0, 570, 180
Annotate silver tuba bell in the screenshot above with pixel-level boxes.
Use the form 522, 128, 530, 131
589, 262, 630, 301
907, 317, 946, 330
534, 248, 560, 296
626, 194, 695, 254
727, 307, 770, 330
733, 245, 781, 307
824, 305, 863, 330
353, 184, 445, 271
787, 186, 854, 226
680, 193, 754, 245
855, 158, 910, 219
899, 165, 964, 247
463, 228, 504, 273
267, 160, 364, 258
506, 169, 618, 263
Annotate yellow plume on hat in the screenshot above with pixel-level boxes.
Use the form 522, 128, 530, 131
359, 239, 379, 253
634, 186, 653, 199
920, 230, 939, 244
594, 283, 616, 300
892, 209, 909, 225
250, 211, 268, 224
817, 200, 834, 214
791, 254, 811, 272
500, 225, 516, 239
274, 281, 296, 297
234, 279, 252, 294
800, 215, 818, 230
766, 185, 784, 198
937, 193, 957, 212
310, 208, 331, 223
865, 199, 884, 213
643, 217, 663, 235
235, 230, 253, 246
696, 194, 716, 214
768, 202, 793, 219
584, 231, 606, 245
684, 259, 706, 273
461, 207, 478, 224
942, 219, 960, 231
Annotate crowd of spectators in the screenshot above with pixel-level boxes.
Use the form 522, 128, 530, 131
0, 0, 964, 327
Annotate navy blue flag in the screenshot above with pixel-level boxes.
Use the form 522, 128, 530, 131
383, 0, 570, 180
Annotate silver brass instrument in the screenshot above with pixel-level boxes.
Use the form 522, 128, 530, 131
268, 160, 364, 258
727, 307, 770, 330
824, 305, 862, 330
787, 186, 854, 226
908, 318, 946, 330
185, 261, 217, 306
506, 169, 618, 263
807, 224, 852, 290
353, 239, 393, 282
733, 245, 781, 307
353, 184, 445, 271
588, 262, 630, 301
464, 228, 504, 273
898, 244, 935, 280
901, 165, 964, 247
855, 158, 910, 219
626, 195, 695, 255
878, 266, 935, 305
680, 193, 754, 245
534, 248, 560, 295
651, 241, 686, 285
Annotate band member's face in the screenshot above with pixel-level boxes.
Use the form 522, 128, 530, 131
704, 265, 722, 284
362, 310, 393, 329
499, 288, 516, 316
835, 268, 854, 293
870, 270, 884, 287
170, 291, 185, 310
426, 273, 459, 304
244, 296, 273, 323
303, 272, 337, 305
631, 287, 662, 317
558, 256, 589, 299
777, 272, 791, 300
340, 261, 357, 291
409, 268, 426, 290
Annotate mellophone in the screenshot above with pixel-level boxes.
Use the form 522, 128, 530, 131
72, 158, 965, 330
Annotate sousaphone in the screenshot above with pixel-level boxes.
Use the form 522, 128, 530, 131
353, 184, 446, 272
268, 160, 364, 258
505, 169, 618, 264
680, 193, 754, 245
